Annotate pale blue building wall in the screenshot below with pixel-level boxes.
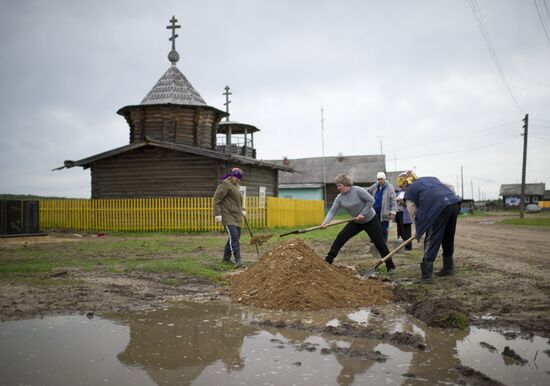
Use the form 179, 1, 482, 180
279, 188, 323, 200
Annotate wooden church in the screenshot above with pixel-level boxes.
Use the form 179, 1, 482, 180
55, 16, 289, 198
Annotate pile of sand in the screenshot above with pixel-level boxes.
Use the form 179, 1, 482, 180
228, 238, 393, 311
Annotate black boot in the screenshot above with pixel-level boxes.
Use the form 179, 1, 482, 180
419, 261, 433, 283
223, 252, 231, 263
385, 258, 396, 273
325, 255, 334, 265
435, 255, 454, 276
233, 251, 243, 268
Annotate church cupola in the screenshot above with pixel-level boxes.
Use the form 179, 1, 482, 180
117, 16, 226, 148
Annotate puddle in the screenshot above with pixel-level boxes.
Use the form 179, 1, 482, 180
1, 301, 549, 386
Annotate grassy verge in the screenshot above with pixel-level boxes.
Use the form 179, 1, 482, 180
0, 232, 234, 283
500, 217, 550, 227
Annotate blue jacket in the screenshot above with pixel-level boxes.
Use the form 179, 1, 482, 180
404, 177, 460, 240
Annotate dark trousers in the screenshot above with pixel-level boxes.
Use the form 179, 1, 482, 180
423, 203, 460, 263
223, 225, 241, 263
402, 222, 412, 250
326, 217, 395, 269
396, 211, 404, 238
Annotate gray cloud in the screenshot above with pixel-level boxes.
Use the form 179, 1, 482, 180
1, 0, 549, 199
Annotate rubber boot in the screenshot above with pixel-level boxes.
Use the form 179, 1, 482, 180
223, 249, 232, 263
385, 258, 396, 274
419, 261, 433, 284
435, 255, 454, 276
233, 251, 243, 268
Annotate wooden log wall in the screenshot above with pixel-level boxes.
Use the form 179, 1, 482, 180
215, 163, 279, 198
121, 106, 223, 149
90, 147, 279, 198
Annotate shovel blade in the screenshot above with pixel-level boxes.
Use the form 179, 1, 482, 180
362, 268, 377, 278
362, 262, 383, 278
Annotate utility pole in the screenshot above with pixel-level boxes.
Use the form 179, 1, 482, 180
321, 107, 328, 214
223, 86, 232, 146
377, 137, 384, 155
460, 165, 464, 199
471, 179, 474, 201
520, 113, 528, 219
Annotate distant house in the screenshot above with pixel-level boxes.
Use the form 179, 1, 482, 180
499, 183, 545, 209
268, 154, 399, 207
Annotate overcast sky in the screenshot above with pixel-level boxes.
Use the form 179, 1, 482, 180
1, 0, 549, 199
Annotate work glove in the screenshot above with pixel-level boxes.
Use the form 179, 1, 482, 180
215, 215, 222, 223
241, 210, 247, 217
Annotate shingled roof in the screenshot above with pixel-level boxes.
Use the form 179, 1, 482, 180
53, 137, 291, 172
268, 155, 386, 185
140, 65, 207, 106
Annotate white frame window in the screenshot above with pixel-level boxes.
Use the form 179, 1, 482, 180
239, 186, 247, 208
533, 196, 539, 203
259, 187, 266, 208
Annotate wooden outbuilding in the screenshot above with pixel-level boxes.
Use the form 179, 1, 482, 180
55, 16, 289, 198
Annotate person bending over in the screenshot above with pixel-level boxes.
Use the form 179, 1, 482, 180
322, 173, 395, 273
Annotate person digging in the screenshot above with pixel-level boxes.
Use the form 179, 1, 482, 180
321, 173, 396, 273
213, 167, 246, 268
397, 171, 461, 283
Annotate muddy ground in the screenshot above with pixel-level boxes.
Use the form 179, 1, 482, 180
1, 213, 549, 337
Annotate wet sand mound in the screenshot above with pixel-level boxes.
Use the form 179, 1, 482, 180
228, 238, 393, 311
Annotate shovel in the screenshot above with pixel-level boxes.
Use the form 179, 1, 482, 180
362, 235, 415, 277
279, 217, 357, 237
243, 214, 260, 257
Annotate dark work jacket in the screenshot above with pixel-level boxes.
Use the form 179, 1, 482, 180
404, 177, 461, 240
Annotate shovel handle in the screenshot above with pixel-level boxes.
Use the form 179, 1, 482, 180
279, 218, 356, 237
243, 215, 260, 256
373, 235, 415, 269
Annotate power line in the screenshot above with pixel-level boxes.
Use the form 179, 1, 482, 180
469, 0, 524, 113
534, 0, 550, 47
384, 120, 518, 154
531, 134, 550, 141
395, 135, 518, 161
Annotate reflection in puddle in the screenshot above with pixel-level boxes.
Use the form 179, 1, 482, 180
0, 301, 549, 386
458, 327, 550, 385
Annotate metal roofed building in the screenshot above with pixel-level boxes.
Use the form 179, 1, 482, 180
268, 154, 389, 207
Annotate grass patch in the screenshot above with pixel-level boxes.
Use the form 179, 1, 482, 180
122, 256, 233, 282
435, 313, 469, 329
500, 217, 550, 227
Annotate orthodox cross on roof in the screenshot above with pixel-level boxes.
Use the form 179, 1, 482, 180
166, 15, 181, 65
223, 85, 232, 121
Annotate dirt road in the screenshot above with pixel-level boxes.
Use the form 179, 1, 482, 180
450, 215, 550, 333
1, 213, 549, 336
